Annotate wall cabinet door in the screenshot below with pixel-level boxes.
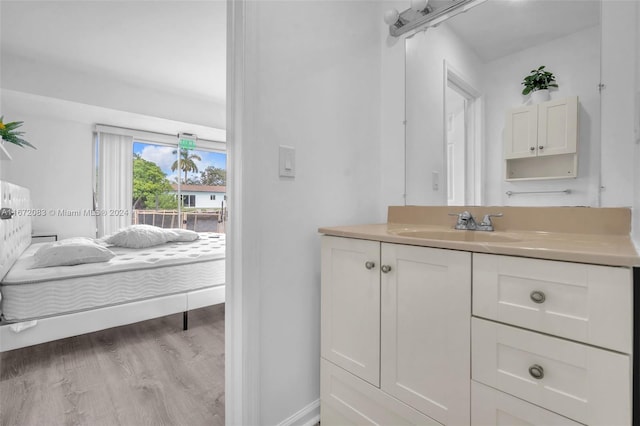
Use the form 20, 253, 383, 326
504, 96, 578, 160
537, 97, 578, 156
321, 236, 381, 386
504, 105, 538, 159
380, 243, 471, 425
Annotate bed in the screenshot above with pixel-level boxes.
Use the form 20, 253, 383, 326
0, 181, 226, 352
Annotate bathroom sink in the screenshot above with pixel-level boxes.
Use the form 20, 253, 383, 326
393, 229, 522, 243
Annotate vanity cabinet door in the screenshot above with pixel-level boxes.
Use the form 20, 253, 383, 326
380, 243, 471, 425
504, 105, 538, 159
321, 236, 381, 386
321, 359, 442, 426
537, 96, 578, 156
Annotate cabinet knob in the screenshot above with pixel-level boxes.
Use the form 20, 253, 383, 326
530, 290, 546, 304
381, 265, 392, 273
529, 146, 535, 151
539, 145, 544, 150
528, 364, 545, 380
365, 261, 375, 270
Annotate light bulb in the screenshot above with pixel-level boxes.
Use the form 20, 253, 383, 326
383, 8, 400, 25
411, 0, 428, 12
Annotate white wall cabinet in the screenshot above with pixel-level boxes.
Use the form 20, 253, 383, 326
320, 236, 471, 425
504, 96, 578, 180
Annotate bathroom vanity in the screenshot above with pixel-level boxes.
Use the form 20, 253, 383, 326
319, 206, 638, 426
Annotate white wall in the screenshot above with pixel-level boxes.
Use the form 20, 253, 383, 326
236, 1, 383, 423
404, 24, 483, 205
483, 25, 601, 206
379, 0, 407, 217
1, 90, 224, 240
601, 0, 637, 209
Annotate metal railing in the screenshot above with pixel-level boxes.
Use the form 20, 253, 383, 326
133, 209, 226, 233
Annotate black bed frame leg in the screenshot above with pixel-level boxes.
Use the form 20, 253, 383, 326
183, 311, 188, 331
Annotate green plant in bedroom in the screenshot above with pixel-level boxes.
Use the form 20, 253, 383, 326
521, 65, 559, 95
0, 116, 35, 148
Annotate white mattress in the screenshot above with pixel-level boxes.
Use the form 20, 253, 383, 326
1, 233, 225, 321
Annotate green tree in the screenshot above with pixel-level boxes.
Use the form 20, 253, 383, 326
133, 157, 176, 209
171, 149, 202, 184
200, 166, 226, 186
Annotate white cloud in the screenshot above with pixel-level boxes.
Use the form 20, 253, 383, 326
139, 145, 177, 174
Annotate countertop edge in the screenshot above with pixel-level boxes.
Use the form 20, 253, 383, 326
318, 224, 640, 268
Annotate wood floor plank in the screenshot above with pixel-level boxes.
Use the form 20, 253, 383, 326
0, 304, 224, 426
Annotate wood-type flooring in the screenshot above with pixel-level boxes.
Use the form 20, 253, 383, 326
0, 304, 225, 426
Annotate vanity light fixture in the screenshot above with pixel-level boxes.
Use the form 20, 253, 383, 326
385, 0, 486, 37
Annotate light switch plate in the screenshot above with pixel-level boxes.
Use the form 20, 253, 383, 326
279, 145, 295, 178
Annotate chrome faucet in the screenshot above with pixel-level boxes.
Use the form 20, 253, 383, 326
449, 211, 503, 231
449, 211, 477, 230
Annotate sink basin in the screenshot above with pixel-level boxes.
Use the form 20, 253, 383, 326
393, 229, 522, 243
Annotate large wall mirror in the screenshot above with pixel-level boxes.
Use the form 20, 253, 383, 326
405, 0, 601, 206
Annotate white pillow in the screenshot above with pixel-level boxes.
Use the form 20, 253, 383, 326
103, 225, 177, 249
167, 228, 199, 242
32, 237, 116, 268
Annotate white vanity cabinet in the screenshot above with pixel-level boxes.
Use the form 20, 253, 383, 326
504, 96, 578, 180
320, 236, 471, 426
471, 253, 633, 426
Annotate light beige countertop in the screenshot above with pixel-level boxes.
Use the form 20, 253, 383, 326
319, 206, 640, 267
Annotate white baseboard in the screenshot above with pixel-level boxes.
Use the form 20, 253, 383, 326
278, 399, 320, 426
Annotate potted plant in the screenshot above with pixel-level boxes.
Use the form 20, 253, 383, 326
0, 116, 35, 149
521, 65, 558, 103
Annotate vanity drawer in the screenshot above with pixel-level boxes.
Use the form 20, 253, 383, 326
472, 253, 632, 353
472, 318, 631, 425
472, 381, 582, 426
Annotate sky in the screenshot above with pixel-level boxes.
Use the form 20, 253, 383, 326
133, 141, 227, 184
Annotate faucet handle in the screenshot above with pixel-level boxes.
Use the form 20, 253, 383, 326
480, 213, 503, 226
448, 211, 472, 219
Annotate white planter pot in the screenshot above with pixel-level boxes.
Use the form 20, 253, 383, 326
530, 89, 550, 104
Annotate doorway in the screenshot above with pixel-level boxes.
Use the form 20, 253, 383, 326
444, 63, 483, 205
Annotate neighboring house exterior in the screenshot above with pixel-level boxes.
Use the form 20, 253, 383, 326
171, 184, 227, 209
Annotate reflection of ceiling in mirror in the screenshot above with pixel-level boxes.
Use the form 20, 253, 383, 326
443, 0, 600, 62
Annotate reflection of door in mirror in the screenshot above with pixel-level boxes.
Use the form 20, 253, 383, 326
446, 88, 466, 205
445, 64, 482, 206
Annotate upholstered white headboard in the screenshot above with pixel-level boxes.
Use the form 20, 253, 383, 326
0, 181, 32, 281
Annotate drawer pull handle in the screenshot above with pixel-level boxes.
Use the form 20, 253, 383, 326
381, 265, 392, 273
365, 261, 375, 270
529, 364, 544, 379
530, 290, 546, 304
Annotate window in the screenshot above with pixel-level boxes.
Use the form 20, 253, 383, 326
95, 125, 227, 235
181, 194, 196, 207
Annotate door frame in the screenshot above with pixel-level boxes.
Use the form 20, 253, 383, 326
443, 61, 484, 205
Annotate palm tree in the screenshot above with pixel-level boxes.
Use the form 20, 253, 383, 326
171, 149, 202, 184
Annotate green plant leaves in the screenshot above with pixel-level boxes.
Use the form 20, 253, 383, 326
521, 65, 558, 96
